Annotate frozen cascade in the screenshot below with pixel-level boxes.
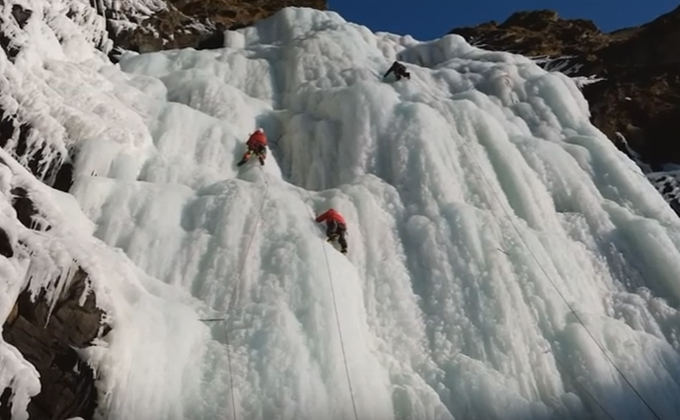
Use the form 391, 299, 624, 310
3, 4, 680, 420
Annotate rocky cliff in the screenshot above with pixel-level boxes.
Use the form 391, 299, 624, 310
0, 159, 110, 420
1, 265, 105, 420
449, 6, 680, 169
103, 0, 327, 58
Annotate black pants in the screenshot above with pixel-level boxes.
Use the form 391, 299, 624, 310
326, 220, 347, 251
237, 145, 266, 166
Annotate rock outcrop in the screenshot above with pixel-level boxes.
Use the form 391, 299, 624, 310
0, 161, 110, 420
1, 268, 106, 420
449, 6, 680, 168
104, 0, 327, 56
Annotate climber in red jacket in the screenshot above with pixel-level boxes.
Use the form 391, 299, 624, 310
315, 208, 348, 254
237, 128, 268, 167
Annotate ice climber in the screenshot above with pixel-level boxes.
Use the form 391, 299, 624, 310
315, 208, 348, 254
383, 61, 410, 81
237, 128, 268, 167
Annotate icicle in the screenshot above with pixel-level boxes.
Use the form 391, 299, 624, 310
44, 262, 78, 327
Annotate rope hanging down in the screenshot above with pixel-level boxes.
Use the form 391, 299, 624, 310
200, 166, 271, 420
456, 118, 662, 420
301, 189, 360, 420
412, 81, 662, 420
550, 349, 618, 420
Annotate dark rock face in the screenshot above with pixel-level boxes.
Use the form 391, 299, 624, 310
647, 172, 680, 216
0, 4, 77, 193
106, 0, 328, 55
10, 187, 43, 231
449, 6, 680, 167
453, 10, 609, 59
0, 106, 74, 193
11, 4, 32, 29
0, 228, 12, 258
0, 164, 102, 419
1, 268, 107, 420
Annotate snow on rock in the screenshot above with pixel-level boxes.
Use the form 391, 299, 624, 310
5, 4, 680, 420
0, 0, 114, 188
533, 55, 584, 76
0, 6, 213, 418
449, 6, 680, 173
0, 153, 80, 419
0, 1, 215, 405
0, 148, 211, 419
100, 0, 168, 18
613, 132, 680, 218
531, 55, 605, 88
99, 0, 329, 56
2, 265, 101, 420
645, 171, 680, 215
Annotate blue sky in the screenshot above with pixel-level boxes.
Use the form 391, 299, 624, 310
327, 0, 678, 41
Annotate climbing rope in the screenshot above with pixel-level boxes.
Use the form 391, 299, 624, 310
462, 138, 662, 420
223, 323, 238, 420
550, 349, 618, 420
319, 233, 360, 420
301, 189, 360, 420
412, 83, 662, 420
200, 165, 271, 420
226, 167, 271, 312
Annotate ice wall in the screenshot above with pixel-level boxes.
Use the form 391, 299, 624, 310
5, 4, 680, 420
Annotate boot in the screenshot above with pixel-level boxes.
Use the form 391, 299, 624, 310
237, 154, 250, 167
238, 151, 253, 167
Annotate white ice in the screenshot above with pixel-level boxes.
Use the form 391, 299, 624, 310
3, 3, 680, 420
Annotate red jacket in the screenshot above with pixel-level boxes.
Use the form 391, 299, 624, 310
315, 209, 346, 225
247, 130, 268, 148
